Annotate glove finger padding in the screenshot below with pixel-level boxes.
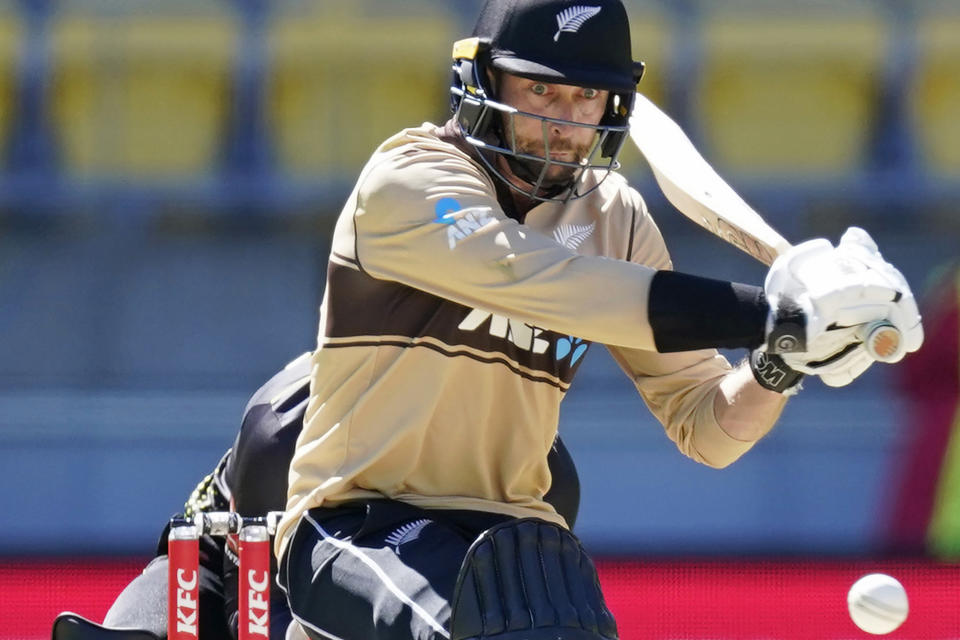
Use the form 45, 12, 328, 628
897, 318, 924, 359
834, 229, 924, 360
818, 345, 875, 388
798, 253, 905, 337
839, 226, 879, 254
764, 239, 833, 305
782, 327, 875, 387
781, 325, 861, 373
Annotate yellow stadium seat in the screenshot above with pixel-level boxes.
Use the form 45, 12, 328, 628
625, 0, 673, 109
911, 6, 960, 179
49, 0, 238, 181
618, 0, 675, 174
694, 1, 888, 180
0, 2, 22, 166
266, 1, 460, 178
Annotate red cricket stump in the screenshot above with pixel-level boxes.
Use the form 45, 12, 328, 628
166, 512, 283, 639
168, 521, 201, 640
239, 524, 271, 639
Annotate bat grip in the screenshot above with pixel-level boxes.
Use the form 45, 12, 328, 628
857, 320, 904, 363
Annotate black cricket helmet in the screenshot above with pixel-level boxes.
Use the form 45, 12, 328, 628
451, 0, 645, 202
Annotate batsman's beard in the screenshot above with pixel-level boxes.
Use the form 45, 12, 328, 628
505, 137, 596, 189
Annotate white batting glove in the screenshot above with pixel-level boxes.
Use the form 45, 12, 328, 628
766, 228, 924, 388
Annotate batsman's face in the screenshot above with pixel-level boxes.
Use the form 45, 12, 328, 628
497, 73, 608, 182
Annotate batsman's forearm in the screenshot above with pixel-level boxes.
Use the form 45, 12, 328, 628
713, 363, 789, 443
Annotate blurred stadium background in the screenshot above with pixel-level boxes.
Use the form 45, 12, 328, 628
1, 0, 958, 637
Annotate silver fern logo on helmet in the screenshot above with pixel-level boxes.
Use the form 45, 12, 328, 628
553, 6, 602, 42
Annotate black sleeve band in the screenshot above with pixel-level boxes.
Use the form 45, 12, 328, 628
648, 270, 768, 352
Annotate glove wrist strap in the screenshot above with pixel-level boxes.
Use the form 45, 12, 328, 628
750, 350, 804, 395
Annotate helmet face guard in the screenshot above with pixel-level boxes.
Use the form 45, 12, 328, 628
449, 0, 644, 202
451, 52, 635, 203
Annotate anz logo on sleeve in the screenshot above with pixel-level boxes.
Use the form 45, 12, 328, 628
433, 197, 496, 249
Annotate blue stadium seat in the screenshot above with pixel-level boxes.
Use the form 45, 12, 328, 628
624, 0, 674, 109
48, 0, 238, 182
618, 0, 676, 176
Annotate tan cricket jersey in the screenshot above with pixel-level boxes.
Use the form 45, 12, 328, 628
276, 123, 757, 558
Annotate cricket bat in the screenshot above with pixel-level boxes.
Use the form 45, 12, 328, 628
627, 94, 903, 362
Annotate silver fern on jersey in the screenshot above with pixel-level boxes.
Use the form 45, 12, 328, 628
553, 5, 602, 42
553, 221, 596, 251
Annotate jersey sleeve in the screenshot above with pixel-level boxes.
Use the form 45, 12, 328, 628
345, 145, 659, 351
606, 190, 756, 468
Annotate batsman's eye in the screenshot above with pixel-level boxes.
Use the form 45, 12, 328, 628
582, 88, 599, 99
530, 83, 548, 96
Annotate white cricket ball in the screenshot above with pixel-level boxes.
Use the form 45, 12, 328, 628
847, 573, 909, 635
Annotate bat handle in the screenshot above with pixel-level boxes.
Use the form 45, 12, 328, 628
858, 320, 904, 363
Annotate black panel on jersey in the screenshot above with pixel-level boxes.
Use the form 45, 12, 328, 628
323, 262, 592, 388
648, 270, 768, 352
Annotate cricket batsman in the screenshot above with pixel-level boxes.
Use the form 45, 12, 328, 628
273, 1, 924, 639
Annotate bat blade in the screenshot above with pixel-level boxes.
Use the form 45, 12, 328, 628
628, 94, 791, 266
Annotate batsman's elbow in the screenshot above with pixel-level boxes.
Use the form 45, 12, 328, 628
687, 419, 757, 469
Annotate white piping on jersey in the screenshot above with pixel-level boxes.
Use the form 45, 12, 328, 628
304, 512, 451, 639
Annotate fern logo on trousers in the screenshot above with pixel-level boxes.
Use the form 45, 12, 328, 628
553, 6, 602, 42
